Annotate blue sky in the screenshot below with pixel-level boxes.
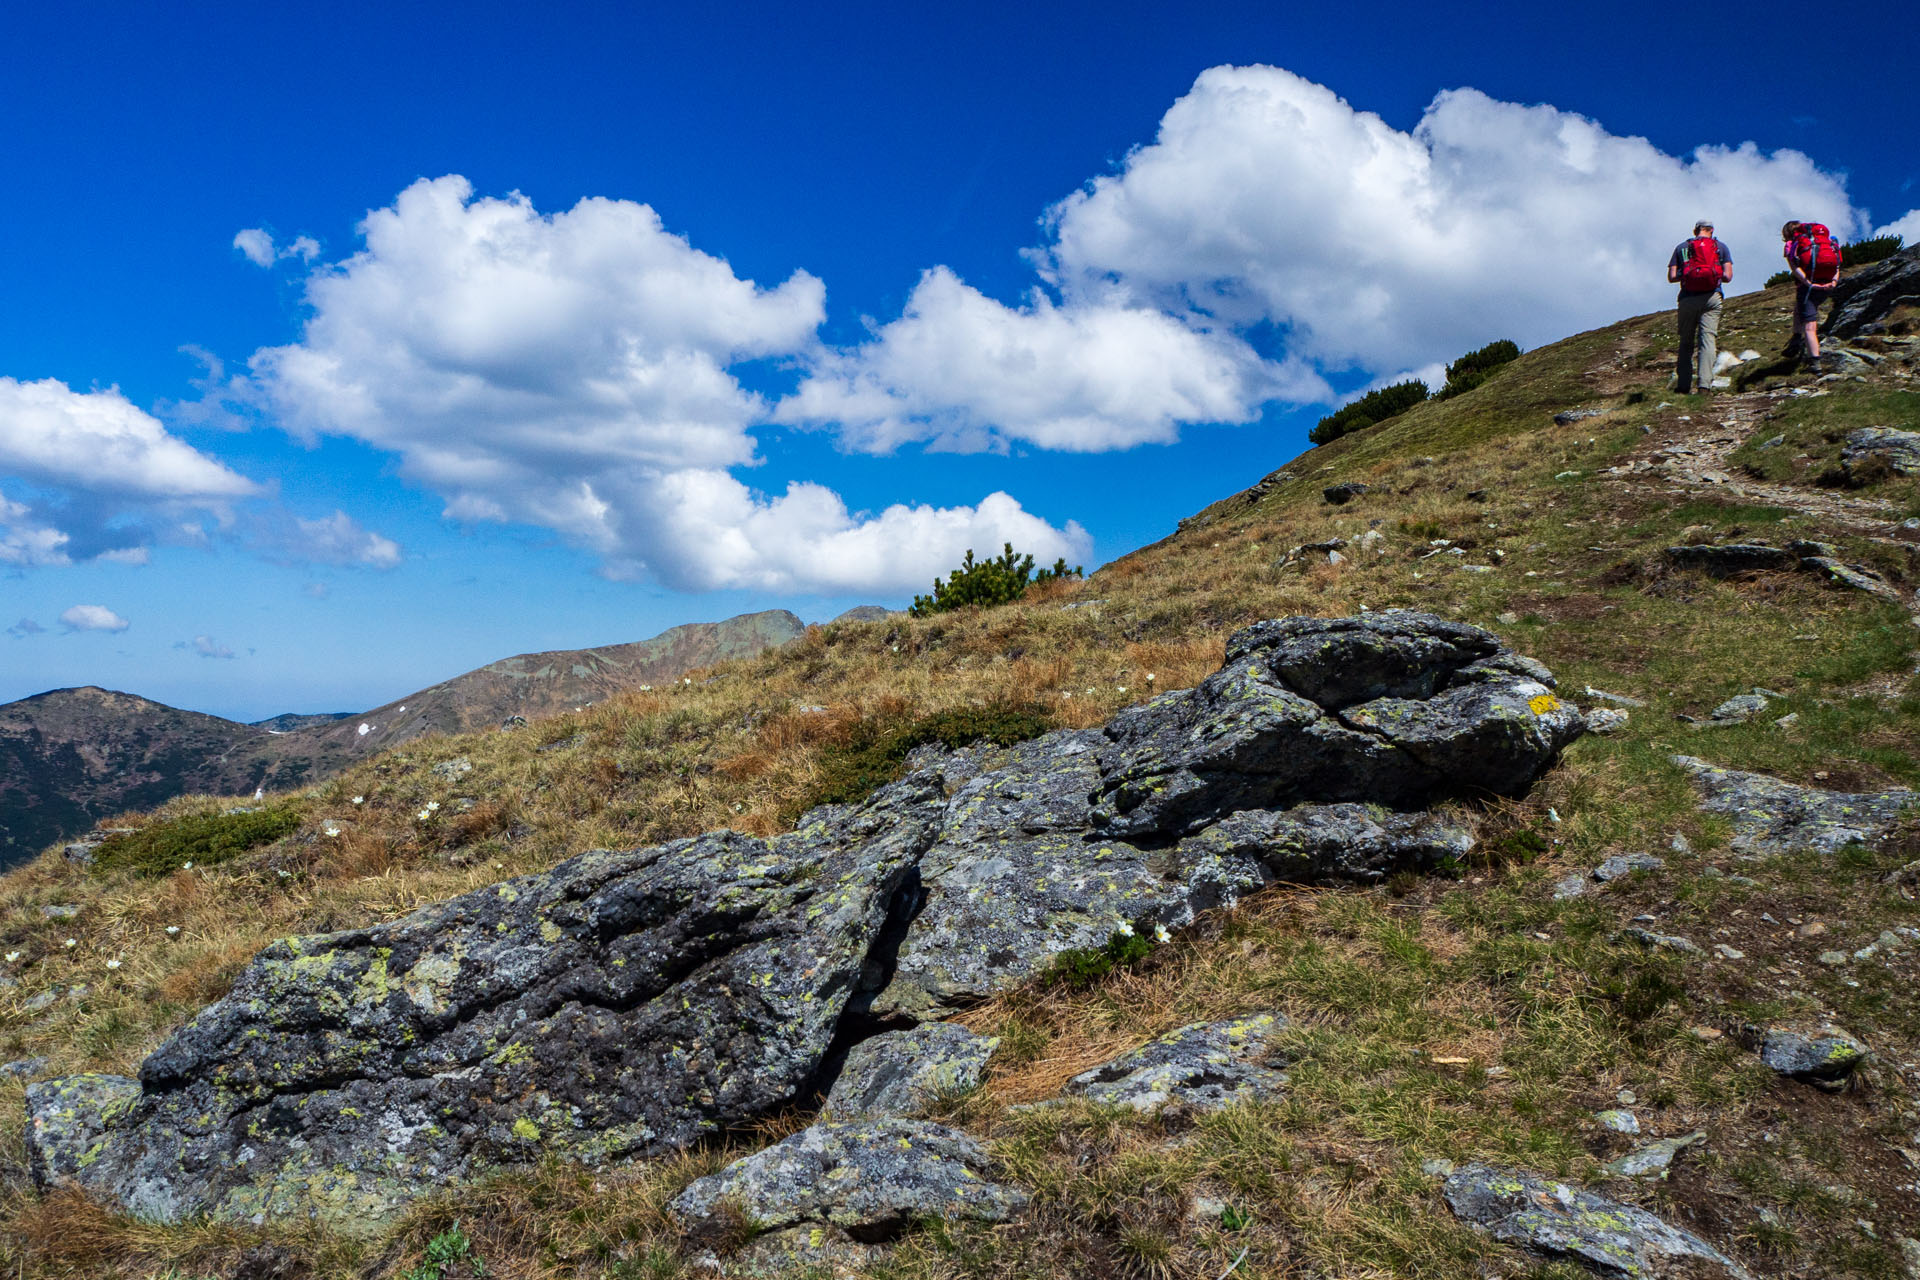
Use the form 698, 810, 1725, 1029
4, 1, 1916, 720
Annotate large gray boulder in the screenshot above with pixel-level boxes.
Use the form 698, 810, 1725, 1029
27, 765, 949, 1229
27, 611, 1579, 1230
668, 1118, 1025, 1241
1674, 756, 1912, 854
1090, 613, 1582, 838
1825, 243, 1920, 339
1443, 1164, 1753, 1278
821, 1023, 998, 1121
1758, 1025, 1869, 1088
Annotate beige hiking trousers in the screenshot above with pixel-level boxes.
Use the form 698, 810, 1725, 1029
1676, 291, 1722, 393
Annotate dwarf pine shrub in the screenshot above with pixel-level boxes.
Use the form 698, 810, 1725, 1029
1308, 378, 1430, 445
909, 543, 1081, 616
1435, 338, 1521, 401
90, 805, 301, 878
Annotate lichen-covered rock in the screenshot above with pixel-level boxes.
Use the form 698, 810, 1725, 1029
1089, 612, 1582, 839
1674, 756, 1912, 854
1759, 1025, 1868, 1088
822, 1023, 998, 1121
668, 1118, 1025, 1243
1825, 242, 1920, 339
1603, 1131, 1702, 1179
1060, 1013, 1289, 1111
26, 765, 949, 1229
1662, 544, 1798, 577
1443, 1164, 1754, 1278
1843, 427, 1920, 478
24, 1074, 140, 1190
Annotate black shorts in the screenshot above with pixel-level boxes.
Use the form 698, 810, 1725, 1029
1795, 284, 1833, 326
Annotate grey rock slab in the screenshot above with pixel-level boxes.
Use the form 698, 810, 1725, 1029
1584, 709, 1629, 734
1663, 544, 1796, 577
1, 1056, 49, 1079
668, 1118, 1026, 1243
25, 762, 951, 1230
1593, 854, 1664, 882
1581, 687, 1645, 708
1553, 874, 1590, 900
1759, 1025, 1868, 1087
1060, 1013, 1289, 1112
822, 1023, 998, 1121
1621, 928, 1702, 955
38, 904, 79, 920
429, 755, 473, 781
1674, 756, 1913, 855
1604, 1131, 1702, 1179
1800, 556, 1907, 604
1707, 694, 1769, 724
1323, 482, 1370, 504
1443, 1164, 1754, 1279
1843, 427, 1920, 478
1593, 1109, 1640, 1135
1088, 612, 1582, 839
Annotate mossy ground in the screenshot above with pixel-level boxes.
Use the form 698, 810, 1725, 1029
2, 284, 1918, 1278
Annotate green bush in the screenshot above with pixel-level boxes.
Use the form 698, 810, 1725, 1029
1309, 378, 1430, 445
1041, 919, 1159, 989
909, 543, 1081, 617
1435, 338, 1520, 401
91, 806, 302, 878
801, 703, 1055, 814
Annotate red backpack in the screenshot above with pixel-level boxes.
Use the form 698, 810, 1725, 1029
1679, 236, 1724, 293
1792, 223, 1843, 284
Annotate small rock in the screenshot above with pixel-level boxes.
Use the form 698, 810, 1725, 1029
1773, 712, 1800, 729
1674, 756, 1913, 855
38, 905, 79, 921
1554, 470, 1581, 480
1, 1057, 49, 1079
1496, 611, 1520, 625
667, 1118, 1026, 1244
1668, 834, 1692, 854
1605, 1132, 1704, 1179
1759, 434, 1786, 449
1622, 928, 1701, 955
1819, 950, 1849, 966
1594, 1109, 1640, 1135
1615, 1088, 1637, 1105
1712, 944, 1745, 960
1421, 1157, 1457, 1178
1759, 1026, 1868, 1088
1582, 687, 1645, 708
1593, 853, 1663, 882
1553, 408, 1605, 425
1322, 482, 1370, 505
1060, 1014, 1289, 1112
1796, 922, 1827, 938
430, 756, 473, 781
1327, 550, 1348, 566
822, 1024, 999, 1121
1552, 874, 1589, 901
1707, 694, 1770, 725
1443, 1164, 1753, 1278
1357, 529, 1387, 554
499, 715, 527, 730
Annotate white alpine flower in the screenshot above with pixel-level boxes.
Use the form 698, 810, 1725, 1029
4, 951, 19, 962
63, 938, 76, 949
425, 800, 440, 812
1153, 924, 1172, 943
1115, 920, 1135, 937
165, 926, 180, 936
351, 795, 365, 805
105, 958, 122, 970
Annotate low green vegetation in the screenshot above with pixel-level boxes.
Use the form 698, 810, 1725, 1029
800, 703, 1055, 814
400, 1225, 488, 1279
89, 805, 302, 878
1309, 378, 1430, 445
910, 544, 1082, 616
1434, 337, 1521, 400
1039, 919, 1158, 989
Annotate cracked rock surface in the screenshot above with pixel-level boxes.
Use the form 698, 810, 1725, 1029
27, 611, 1579, 1230
1444, 1164, 1754, 1279
822, 1023, 998, 1121
1060, 1013, 1290, 1111
1674, 756, 1913, 854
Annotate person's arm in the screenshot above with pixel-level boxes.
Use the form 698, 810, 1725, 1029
1720, 242, 1732, 284
1667, 248, 1682, 284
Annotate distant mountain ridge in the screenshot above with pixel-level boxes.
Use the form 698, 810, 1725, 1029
0, 609, 807, 867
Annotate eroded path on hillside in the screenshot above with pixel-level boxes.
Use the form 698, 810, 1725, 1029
1599, 384, 1908, 541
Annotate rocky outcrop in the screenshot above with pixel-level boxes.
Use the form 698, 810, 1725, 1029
27, 611, 1581, 1230
1758, 1025, 1869, 1088
821, 1024, 998, 1121
1843, 427, 1920, 479
1674, 756, 1912, 854
1825, 243, 1920, 339
1444, 1164, 1753, 1278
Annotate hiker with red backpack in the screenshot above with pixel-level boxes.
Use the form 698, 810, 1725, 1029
1782, 219, 1843, 362
1667, 220, 1732, 394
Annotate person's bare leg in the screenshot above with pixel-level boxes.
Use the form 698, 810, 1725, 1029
1804, 319, 1821, 359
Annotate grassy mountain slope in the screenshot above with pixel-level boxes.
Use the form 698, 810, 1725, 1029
0, 611, 808, 870
2, 280, 1918, 1279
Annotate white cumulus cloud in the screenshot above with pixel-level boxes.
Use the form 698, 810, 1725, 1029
290, 510, 402, 568
59, 604, 129, 633
0, 377, 259, 566
243, 175, 1084, 592
1036, 65, 1861, 374
235, 228, 320, 267
1873, 209, 1920, 242
780, 266, 1323, 453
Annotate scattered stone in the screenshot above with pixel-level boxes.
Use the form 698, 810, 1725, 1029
1327, 550, 1348, 566
1692, 1026, 1724, 1041
1594, 1109, 1640, 1135
1058, 1014, 1289, 1112
1605, 1131, 1704, 1179
1299, 538, 1347, 553
1773, 712, 1800, 729
668, 1118, 1026, 1245
1796, 921, 1828, 938
1712, 944, 1745, 960
1799, 554, 1907, 604
1615, 1088, 1637, 1105
430, 755, 473, 781
1553, 408, 1605, 425
1422, 1157, 1457, 1177
536, 733, 586, 753
1663, 543, 1796, 577
1759, 434, 1786, 449
1443, 1164, 1754, 1278
1582, 687, 1645, 708
822, 1024, 998, 1121
1553, 874, 1589, 901
1622, 928, 1701, 955
61, 839, 102, 866
499, 714, 527, 730
1674, 756, 1913, 855
1593, 854, 1663, 882
1554, 470, 1581, 480
21, 991, 56, 1014
1496, 611, 1520, 625
1759, 1026, 1868, 1088
1669, 834, 1691, 854
1707, 694, 1769, 725
1819, 950, 1849, 966
1357, 528, 1387, 554
1322, 482, 1370, 505
38, 905, 78, 921
1, 1057, 48, 1079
